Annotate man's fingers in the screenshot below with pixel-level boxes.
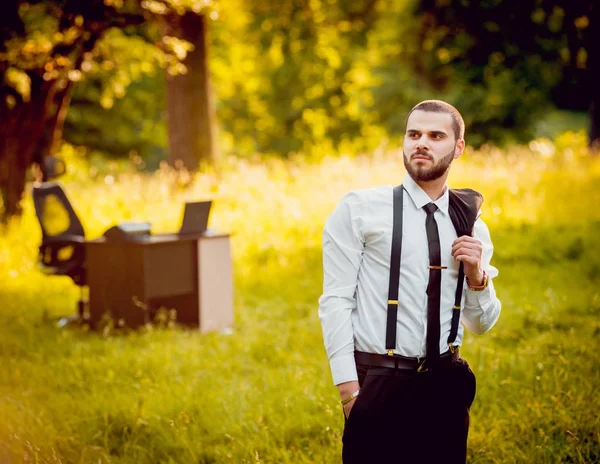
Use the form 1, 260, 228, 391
454, 254, 479, 265
452, 236, 481, 250
452, 237, 481, 248
452, 236, 484, 278
452, 240, 482, 256
452, 246, 482, 259
343, 399, 357, 419
453, 251, 480, 263
451, 243, 481, 255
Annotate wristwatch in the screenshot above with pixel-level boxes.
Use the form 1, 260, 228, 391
467, 270, 488, 291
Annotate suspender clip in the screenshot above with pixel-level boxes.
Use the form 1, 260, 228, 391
448, 343, 458, 354
387, 349, 394, 356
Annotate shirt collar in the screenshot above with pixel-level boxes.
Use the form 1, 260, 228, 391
402, 174, 449, 216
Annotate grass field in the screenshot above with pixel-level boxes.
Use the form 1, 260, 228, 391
1, 132, 599, 463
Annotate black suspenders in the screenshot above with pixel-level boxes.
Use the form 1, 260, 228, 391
385, 186, 404, 355
448, 261, 464, 352
385, 184, 463, 356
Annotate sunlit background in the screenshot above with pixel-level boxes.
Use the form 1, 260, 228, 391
1, 0, 599, 462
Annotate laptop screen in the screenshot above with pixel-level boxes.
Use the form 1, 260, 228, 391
179, 201, 212, 235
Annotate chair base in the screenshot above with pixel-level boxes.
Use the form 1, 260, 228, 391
56, 296, 90, 328
57, 313, 90, 328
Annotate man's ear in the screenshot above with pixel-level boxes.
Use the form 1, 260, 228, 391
454, 138, 465, 159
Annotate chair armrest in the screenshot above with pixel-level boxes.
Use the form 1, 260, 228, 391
41, 235, 85, 247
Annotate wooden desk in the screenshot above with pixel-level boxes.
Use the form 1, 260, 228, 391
85, 232, 233, 331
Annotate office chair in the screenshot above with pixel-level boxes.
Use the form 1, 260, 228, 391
32, 182, 88, 326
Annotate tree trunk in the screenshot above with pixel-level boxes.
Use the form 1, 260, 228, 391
0, 75, 70, 222
47, 80, 74, 163
0, 0, 136, 222
165, 13, 218, 170
591, 102, 599, 153
589, 4, 599, 152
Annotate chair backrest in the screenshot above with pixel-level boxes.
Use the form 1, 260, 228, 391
32, 182, 85, 240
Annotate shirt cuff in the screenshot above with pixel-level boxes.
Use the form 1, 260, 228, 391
465, 284, 494, 325
330, 353, 358, 386
465, 284, 492, 303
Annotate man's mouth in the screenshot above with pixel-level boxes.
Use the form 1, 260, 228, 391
411, 154, 432, 161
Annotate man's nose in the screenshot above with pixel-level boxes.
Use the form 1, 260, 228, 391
415, 135, 429, 149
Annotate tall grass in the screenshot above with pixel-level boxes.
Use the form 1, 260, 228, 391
1, 131, 599, 463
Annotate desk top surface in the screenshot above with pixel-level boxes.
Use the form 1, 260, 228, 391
86, 230, 230, 246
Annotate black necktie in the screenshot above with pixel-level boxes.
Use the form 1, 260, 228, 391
423, 203, 441, 366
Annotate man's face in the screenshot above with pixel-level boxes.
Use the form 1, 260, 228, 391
402, 110, 464, 182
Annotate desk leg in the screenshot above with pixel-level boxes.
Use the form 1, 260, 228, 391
198, 236, 233, 333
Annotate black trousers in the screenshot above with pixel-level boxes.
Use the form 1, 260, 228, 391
342, 358, 476, 464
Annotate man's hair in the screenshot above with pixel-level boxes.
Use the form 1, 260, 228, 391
406, 100, 465, 141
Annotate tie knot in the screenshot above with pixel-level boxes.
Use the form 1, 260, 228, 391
423, 203, 438, 215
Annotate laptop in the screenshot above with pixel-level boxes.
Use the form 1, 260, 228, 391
179, 201, 212, 235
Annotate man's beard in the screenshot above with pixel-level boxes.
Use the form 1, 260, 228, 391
403, 147, 455, 182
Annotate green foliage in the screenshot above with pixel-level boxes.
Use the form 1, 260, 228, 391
1, 0, 215, 154
0, 0, 220, 221
2, 1, 144, 101
210, 0, 409, 156
414, 0, 594, 147
65, 0, 424, 159
63, 0, 593, 162
1, 136, 600, 462
3, 0, 595, 167
63, 27, 169, 161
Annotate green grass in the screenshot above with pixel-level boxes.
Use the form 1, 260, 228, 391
1, 133, 600, 463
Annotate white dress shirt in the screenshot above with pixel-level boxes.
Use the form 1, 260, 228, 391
318, 174, 501, 385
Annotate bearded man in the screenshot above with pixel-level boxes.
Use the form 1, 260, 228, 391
318, 100, 501, 463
